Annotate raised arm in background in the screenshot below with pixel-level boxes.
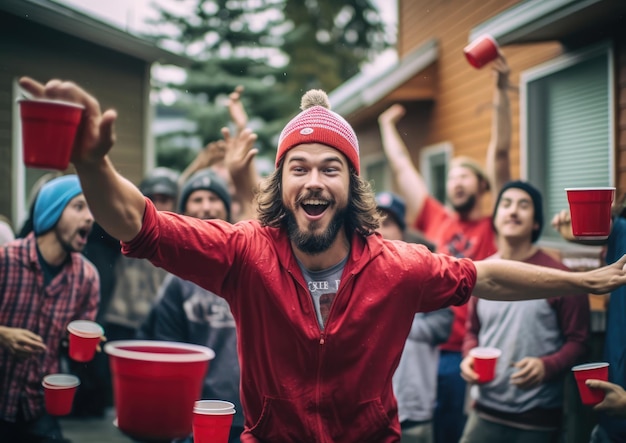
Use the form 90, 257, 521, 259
378, 104, 430, 228
221, 127, 259, 221
485, 55, 512, 197
178, 140, 227, 189
18, 77, 145, 242
227, 85, 248, 135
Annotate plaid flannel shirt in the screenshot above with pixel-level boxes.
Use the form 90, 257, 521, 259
0, 233, 99, 422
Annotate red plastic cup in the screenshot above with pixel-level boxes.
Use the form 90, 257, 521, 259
18, 98, 84, 170
470, 347, 502, 383
105, 341, 215, 441
42, 374, 80, 416
67, 320, 104, 362
565, 187, 615, 240
193, 400, 235, 443
464, 34, 500, 69
572, 362, 610, 405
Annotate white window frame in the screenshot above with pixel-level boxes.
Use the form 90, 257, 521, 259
420, 142, 452, 203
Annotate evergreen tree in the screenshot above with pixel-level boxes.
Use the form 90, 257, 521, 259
146, 0, 392, 167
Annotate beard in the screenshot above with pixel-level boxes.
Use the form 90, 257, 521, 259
55, 229, 82, 254
451, 194, 477, 214
284, 205, 347, 255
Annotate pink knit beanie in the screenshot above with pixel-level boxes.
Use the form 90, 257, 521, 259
276, 89, 360, 174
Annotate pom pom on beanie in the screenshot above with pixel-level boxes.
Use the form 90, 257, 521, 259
276, 90, 360, 174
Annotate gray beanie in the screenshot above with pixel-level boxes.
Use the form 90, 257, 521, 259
179, 168, 231, 220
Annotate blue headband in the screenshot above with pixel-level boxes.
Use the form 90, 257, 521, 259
33, 175, 83, 235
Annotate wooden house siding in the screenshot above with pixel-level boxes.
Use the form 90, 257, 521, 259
342, 0, 624, 217
0, 10, 148, 222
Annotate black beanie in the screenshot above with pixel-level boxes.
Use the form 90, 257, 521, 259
492, 180, 544, 243
179, 168, 231, 220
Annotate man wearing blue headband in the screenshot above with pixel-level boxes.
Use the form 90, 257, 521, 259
0, 175, 100, 443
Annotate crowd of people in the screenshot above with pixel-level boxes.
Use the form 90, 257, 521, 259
1, 52, 626, 443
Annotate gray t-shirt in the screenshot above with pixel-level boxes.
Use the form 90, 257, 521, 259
297, 255, 348, 330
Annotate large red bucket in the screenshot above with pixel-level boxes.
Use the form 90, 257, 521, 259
105, 340, 215, 441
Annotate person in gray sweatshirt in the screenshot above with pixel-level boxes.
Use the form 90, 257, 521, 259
376, 192, 453, 443
459, 181, 590, 443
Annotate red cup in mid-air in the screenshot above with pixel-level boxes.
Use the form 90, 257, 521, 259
464, 34, 500, 69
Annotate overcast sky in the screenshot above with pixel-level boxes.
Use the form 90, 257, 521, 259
53, 0, 398, 73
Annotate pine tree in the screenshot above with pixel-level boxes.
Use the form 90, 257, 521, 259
146, 0, 392, 166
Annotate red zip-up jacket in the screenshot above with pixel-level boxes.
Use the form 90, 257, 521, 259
123, 199, 476, 442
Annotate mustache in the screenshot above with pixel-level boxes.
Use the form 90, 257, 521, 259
295, 191, 334, 205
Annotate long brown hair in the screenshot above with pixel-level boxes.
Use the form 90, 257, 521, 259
256, 162, 382, 236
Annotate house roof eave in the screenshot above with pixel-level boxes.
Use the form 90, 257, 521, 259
469, 0, 626, 46
329, 38, 438, 118
1, 0, 192, 67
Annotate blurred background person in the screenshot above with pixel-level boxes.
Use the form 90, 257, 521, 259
0, 175, 100, 443
460, 181, 590, 443
140, 167, 243, 443
376, 192, 452, 443
377, 56, 513, 443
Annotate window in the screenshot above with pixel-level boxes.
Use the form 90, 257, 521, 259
420, 142, 451, 204
363, 153, 392, 194
522, 43, 614, 240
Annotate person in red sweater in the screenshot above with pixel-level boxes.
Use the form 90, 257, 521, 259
378, 55, 513, 443
17, 75, 626, 443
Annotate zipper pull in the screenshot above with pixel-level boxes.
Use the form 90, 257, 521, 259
320, 334, 325, 345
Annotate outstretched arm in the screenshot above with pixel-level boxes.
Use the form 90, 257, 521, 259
485, 55, 512, 197
378, 104, 430, 227
19, 77, 145, 242
473, 255, 626, 300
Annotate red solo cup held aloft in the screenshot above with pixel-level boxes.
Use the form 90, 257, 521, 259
18, 98, 84, 170
42, 374, 80, 416
193, 409, 235, 443
469, 347, 502, 383
572, 362, 610, 405
565, 187, 615, 240
67, 320, 104, 362
464, 34, 500, 69
105, 340, 215, 441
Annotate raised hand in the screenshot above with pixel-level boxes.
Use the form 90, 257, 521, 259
221, 127, 258, 180
378, 104, 406, 127
227, 85, 248, 134
18, 77, 117, 166
492, 55, 511, 90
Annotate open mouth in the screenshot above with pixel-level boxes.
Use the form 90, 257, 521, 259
77, 228, 89, 240
301, 198, 330, 216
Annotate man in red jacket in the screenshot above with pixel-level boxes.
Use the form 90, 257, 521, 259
18, 76, 626, 443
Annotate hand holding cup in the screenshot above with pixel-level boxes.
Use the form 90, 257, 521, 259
18, 77, 118, 167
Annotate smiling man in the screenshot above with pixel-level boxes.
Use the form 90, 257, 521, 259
17, 76, 626, 443
460, 181, 590, 442
0, 175, 100, 443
